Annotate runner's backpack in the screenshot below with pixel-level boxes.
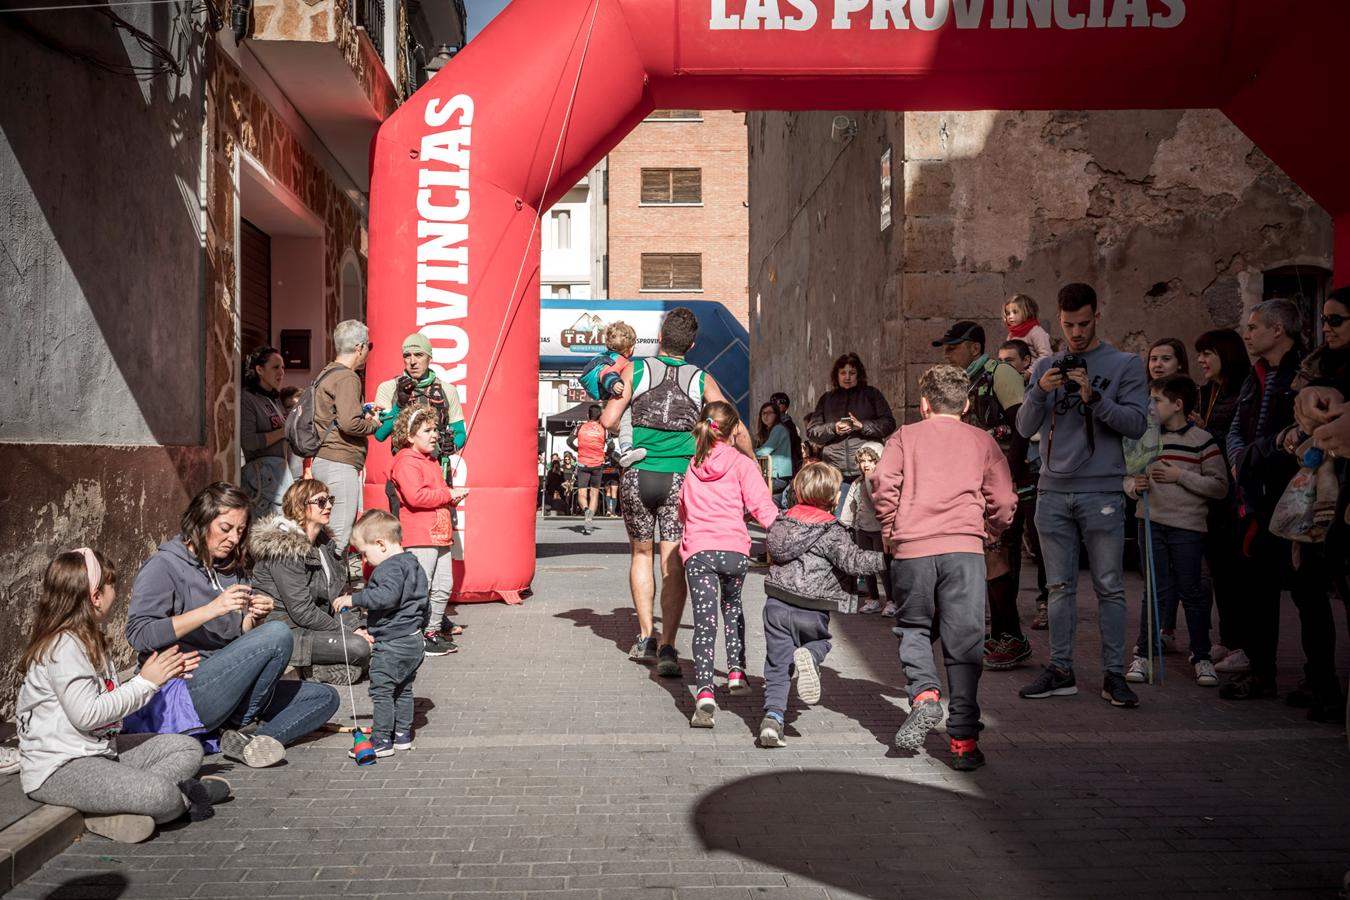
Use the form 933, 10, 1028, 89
285, 367, 341, 458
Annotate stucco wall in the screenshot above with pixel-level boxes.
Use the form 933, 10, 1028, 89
748, 109, 1333, 422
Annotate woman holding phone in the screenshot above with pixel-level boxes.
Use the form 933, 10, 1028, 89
805, 353, 897, 511
125, 483, 340, 768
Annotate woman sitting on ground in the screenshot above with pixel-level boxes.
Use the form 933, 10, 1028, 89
125, 482, 340, 769
249, 479, 373, 684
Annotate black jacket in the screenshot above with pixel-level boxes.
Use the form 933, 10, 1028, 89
805, 386, 896, 477
249, 516, 347, 666
1229, 348, 1302, 523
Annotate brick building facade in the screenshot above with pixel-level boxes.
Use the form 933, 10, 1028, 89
607, 109, 750, 325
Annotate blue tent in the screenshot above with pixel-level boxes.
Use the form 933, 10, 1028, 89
539, 299, 750, 419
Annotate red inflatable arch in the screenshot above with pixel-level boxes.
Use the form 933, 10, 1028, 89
366, 0, 1349, 603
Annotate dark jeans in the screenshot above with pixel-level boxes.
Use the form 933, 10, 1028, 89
309, 629, 374, 667
1023, 491, 1049, 606
1237, 526, 1288, 681
186, 620, 340, 746
369, 633, 424, 740
1289, 543, 1347, 696
1202, 507, 1243, 648
853, 530, 894, 604
892, 553, 986, 741
771, 476, 791, 510
1134, 521, 1210, 661
987, 498, 1027, 639
761, 596, 831, 717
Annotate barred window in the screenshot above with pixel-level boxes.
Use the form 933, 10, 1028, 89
641, 253, 702, 291
640, 168, 702, 204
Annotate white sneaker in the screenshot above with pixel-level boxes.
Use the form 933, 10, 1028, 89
1195, 660, 1219, 687
881, 601, 900, 618
1213, 648, 1250, 674
1125, 656, 1151, 683
1210, 644, 1231, 663
618, 447, 647, 467
859, 599, 883, 614
0, 745, 19, 775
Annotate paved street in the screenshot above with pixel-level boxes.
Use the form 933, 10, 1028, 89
11, 516, 1350, 900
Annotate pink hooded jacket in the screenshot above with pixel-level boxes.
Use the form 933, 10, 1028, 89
679, 441, 780, 561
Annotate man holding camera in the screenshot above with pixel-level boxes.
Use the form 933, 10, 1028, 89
1015, 284, 1149, 708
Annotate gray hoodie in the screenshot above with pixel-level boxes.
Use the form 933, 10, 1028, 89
764, 506, 885, 613
126, 536, 250, 659
1016, 342, 1148, 493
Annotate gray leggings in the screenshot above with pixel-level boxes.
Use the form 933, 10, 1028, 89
28, 733, 203, 823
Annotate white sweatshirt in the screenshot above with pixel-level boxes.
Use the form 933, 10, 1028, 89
16, 633, 157, 793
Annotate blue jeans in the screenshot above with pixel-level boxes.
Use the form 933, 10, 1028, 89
1035, 490, 1129, 675
368, 633, 424, 740
1134, 521, 1210, 662
187, 620, 339, 746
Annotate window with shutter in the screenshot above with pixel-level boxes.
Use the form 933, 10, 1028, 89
640, 168, 702, 204
640, 254, 702, 291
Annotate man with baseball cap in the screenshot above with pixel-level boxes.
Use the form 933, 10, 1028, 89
932, 320, 1032, 671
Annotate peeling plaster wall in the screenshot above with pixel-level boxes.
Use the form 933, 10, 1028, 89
749, 109, 1333, 421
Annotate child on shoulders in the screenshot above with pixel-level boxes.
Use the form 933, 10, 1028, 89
678, 401, 779, 729
334, 511, 429, 758
872, 365, 1017, 771
18, 549, 229, 843
758, 462, 885, 748
1004, 293, 1052, 361
580, 321, 645, 467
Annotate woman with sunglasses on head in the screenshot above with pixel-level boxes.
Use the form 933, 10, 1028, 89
125, 483, 340, 768
249, 479, 373, 685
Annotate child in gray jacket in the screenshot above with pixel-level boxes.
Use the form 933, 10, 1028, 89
759, 462, 885, 749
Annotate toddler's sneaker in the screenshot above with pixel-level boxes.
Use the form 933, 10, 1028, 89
393, 731, 415, 750
690, 691, 717, 728
618, 447, 647, 467
1125, 655, 1151, 683
348, 737, 395, 759
1194, 660, 1218, 687
881, 601, 899, 618
792, 647, 821, 705
949, 737, 986, 772
758, 715, 785, 748
726, 669, 750, 694
1019, 665, 1077, 699
893, 690, 944, 751
859, 598, 883, 614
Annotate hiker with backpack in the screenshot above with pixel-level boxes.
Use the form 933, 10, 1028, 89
301, 321, 378, 588
600, 308, 751, 678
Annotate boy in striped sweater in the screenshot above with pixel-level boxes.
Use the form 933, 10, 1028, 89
1124, 374, 1229, 686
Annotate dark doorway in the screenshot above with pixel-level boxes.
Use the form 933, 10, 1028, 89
240, 218, 273, 355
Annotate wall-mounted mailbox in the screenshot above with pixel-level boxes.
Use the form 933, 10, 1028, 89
279, 329, 311, 370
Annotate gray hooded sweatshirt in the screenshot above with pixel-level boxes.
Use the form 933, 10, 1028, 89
764, 506, 885, 613
126, 536, 250, 659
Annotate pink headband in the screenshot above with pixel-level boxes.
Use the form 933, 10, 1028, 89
71, 548, 101, 598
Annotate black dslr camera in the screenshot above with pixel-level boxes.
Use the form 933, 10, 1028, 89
1054, 353, 1088, 377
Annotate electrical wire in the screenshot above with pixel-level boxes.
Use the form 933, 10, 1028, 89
447, 0, 605, 478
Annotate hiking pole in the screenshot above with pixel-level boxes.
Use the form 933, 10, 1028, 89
1141, 493, 1163, 685
337, 610, 375, 766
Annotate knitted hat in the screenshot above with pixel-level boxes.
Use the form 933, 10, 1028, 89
402, 333, 433, 356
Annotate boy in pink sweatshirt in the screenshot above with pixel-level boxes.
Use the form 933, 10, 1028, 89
871, 365, 1017, 770
678, 401, 779, 729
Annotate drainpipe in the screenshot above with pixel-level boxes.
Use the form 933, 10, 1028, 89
232, 0, 252, 42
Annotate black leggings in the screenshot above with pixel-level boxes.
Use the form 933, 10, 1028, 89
685, 550, 748, 694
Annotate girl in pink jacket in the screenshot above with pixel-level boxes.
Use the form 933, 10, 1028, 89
678, 401, 779, 729
390, 405, 468, 656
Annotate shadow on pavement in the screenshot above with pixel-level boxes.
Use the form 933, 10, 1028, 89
536, 541, 633, 559
39, 872, 129, 899
693, 769, 1080, 899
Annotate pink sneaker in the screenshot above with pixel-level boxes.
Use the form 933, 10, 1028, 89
727, 670, 750, 694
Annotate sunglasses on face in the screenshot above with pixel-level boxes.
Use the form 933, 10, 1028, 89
1324, 313, 1349, 328
308, 496, 334, 509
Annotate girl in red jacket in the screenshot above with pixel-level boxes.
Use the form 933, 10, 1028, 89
391, 405, 469, 657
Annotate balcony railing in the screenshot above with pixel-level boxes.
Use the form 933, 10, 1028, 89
356, 0, 385, 60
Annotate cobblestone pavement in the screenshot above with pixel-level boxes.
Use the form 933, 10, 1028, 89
12, 516, 1350, 900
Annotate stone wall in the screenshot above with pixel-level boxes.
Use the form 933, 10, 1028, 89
748, 109, 1333, 422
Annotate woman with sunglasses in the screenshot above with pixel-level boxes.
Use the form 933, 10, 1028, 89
249, 479, 373, 685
